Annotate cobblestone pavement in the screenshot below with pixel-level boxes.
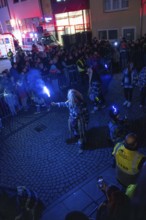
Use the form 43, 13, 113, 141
0, 71, 146, 207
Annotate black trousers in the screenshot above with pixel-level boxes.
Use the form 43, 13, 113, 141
124, 88, 133, 102
140, 87, 146, 106
80, 71, 88, 86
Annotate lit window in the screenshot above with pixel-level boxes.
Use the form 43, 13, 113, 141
104, 0, 129, 11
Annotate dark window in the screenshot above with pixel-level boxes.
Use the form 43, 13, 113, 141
122, 0, 129, 8
123, 28, 135, 41
104, 0, 112, 11
113, 0, 120, 10
13, 0, 19, 3
98, 31, 107, 40
104, 0, 129, 11
108, 30, 118, 40
56, 0, 66, 2
5, 38, 10, 44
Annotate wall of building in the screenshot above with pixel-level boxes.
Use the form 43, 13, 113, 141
8, 0, 42, 20
51, 0, 89, 14
41, 0, 52, 17
142, 1, 146, 35
90, 0, 141, 40
0, 7, 10, 32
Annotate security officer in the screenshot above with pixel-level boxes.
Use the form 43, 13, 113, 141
7, 49, 14, 65
112, 133, 146, 187
76, 56, 87, 86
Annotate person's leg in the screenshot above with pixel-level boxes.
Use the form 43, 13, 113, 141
98, 94, 106, 108
128, 88, 133, 102
126, 88, 133, 107
77, 119, 87, 154
123, 88, 129, 106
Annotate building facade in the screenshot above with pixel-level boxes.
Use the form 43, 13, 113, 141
90, 0, 146, 41
0, 0, 10, 33
0, 0, 53, 42
50, 0, 91, 43
141, 0, 146, 36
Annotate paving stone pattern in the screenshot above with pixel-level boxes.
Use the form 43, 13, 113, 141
0, 70, 146, 207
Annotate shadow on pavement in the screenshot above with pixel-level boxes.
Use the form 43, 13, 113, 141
85, 126, 112, 150
129, 115, 146, 148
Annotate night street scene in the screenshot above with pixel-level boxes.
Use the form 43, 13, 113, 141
0, 0, 146, 220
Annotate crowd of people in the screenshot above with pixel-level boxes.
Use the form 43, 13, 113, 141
0, 34, 146, 219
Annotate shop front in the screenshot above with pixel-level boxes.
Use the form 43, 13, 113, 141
51, 0, 91, 45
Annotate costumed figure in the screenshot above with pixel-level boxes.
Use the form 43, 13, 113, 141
52, 89, 89, 154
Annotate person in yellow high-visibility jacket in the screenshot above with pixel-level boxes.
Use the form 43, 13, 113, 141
76, 56, 88, 86
112, 133, 146, 187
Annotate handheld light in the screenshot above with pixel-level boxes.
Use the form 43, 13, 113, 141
43, 86, 50, 97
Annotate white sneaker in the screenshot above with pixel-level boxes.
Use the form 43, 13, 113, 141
123, 100, 128, 106
127, 102, 131, 108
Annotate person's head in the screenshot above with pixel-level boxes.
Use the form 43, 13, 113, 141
124, 133, 138, 150
65, 211, 89, 220
106, 185, 120, 201
108, 190, 130, 220
67, 89, 83, 106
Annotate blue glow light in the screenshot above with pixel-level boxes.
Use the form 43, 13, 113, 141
112, 105, 117, 114
114, 42, 118, 46
105, 64, 108, 69
43, 86, 50, 97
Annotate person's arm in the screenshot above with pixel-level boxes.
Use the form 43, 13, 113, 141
51, 101, 69, 108
138, 156, 146, 170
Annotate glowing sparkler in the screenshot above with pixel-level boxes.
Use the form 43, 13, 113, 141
43, 86, 50, 97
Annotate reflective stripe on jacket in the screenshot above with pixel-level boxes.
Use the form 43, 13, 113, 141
113, 143, 144, 175
76, 60, 85, 72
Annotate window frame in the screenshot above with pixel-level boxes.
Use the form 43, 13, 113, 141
98, 28, 118, 41
13, 0, 19, 3
122, 26, 136, 41
104, 0, 129, 12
